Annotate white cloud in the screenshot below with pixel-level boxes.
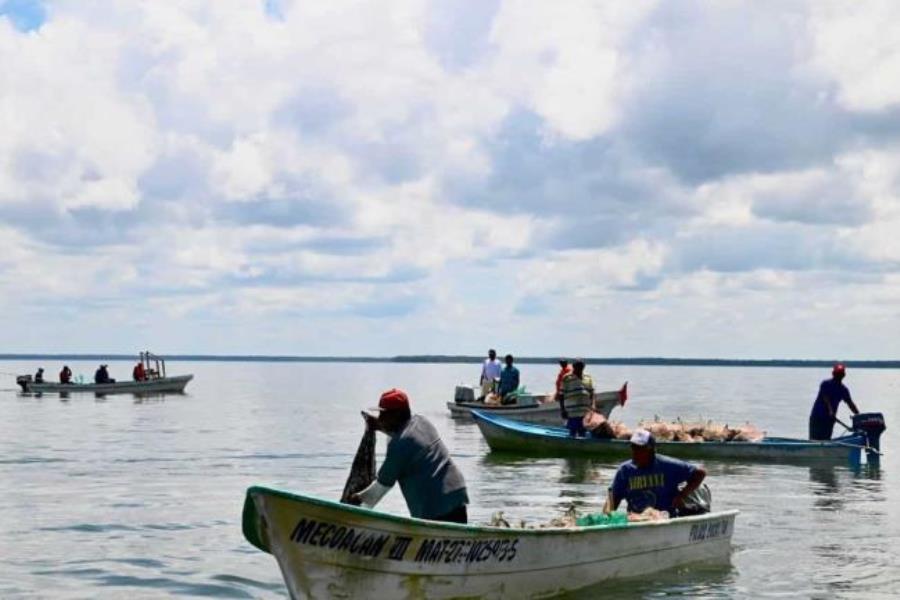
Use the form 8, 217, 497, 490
808, 0, 900, 111
487, 1, 658, 140
2, 1, 900, 357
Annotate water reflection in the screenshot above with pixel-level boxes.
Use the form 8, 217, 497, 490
809, 465, 842, 511
809, 464, 885, 513
851, 463, 882, 483
131, 393, 176, 404
563, 562, 736, 599
559, 457, 594, 485
806, 463, 890, 595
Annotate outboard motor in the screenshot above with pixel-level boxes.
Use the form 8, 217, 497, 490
852, 412, 886, 465
16, 374, 32, 392
454, 385, 476, 405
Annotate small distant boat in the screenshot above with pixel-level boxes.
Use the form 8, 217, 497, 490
448, 383, 628, 425
243, 485, 737, 599
472, 410, 876, 463
16, 351, 193, 395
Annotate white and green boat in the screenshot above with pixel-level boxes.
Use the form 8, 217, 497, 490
243, 485, 737, 599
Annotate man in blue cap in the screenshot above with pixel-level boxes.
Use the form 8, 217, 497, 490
603, 429, 707, 517
809, 363, 860, 440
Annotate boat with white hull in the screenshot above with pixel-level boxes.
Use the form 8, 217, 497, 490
16, 351, 192, 395
17, 375, 193, 395
243, 485, 736, 599
448, 384, 627, 425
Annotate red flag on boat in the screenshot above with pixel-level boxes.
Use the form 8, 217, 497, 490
618, 382, 628, 406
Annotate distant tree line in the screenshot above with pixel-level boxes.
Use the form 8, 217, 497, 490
2, 353, 898, 369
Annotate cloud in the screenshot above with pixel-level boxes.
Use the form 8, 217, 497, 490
750, 168, 873, 226
618, 1, 847, 184
808, 1, 900, 112
3, 1, 900, 357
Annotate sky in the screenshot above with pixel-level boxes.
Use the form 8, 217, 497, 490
1, 1, 900, 359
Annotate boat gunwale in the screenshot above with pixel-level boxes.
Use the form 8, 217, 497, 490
451, 394, 620, 410
471, 409, 866, 450
22, 374, 194, 393
245, 485, 739, 538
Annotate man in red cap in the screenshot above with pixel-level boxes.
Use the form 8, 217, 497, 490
809, 363, 860, 440
352, 388, 469, 523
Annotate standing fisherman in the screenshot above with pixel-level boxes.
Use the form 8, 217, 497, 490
809, 363, 860, 440
479, 349, 502, 399
555, 358, 572, 400
559, 359, 594, 437
352, 389, 469, 523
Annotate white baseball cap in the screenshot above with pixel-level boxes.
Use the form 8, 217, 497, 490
629, 429, 655, 447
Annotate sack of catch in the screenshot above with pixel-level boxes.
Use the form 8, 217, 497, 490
340, 416, 376, 504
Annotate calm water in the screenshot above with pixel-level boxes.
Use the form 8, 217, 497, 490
1, 361, 898, 599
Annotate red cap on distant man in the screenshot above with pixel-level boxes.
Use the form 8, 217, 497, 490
833, 363, 846, 375
378, 388, 409, 411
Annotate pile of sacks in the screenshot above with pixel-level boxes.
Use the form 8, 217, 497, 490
583, 411, 632, 440
583, 412, 764, 443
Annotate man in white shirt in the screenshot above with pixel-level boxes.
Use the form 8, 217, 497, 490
479, 349, 502, 399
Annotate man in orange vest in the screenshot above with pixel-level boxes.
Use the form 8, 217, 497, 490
555, 358, 572, 400
133, 361, 147, 381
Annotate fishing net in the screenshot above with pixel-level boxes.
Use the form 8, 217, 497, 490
340, 419, 376, 504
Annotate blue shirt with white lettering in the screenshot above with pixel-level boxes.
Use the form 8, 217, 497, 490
498, 365, 520, 396
809, 378, 852, 423
609, 454, 696, 513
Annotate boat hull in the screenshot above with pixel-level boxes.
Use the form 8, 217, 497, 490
473, 411, 866, 463
243, 486, 736, 600
448, 388, 623, 425
20, 374, 193, 395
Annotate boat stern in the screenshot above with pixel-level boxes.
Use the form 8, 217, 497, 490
16, 374, 32, 392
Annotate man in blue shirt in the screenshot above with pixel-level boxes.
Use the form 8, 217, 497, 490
352, 388, 469, 523
604, 429, 707, 516
809, 363, 860, 440
497, 354, 520, 403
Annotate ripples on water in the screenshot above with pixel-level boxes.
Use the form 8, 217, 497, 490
0, 361, 897, 598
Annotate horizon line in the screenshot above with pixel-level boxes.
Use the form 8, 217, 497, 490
0, 353, 898, 369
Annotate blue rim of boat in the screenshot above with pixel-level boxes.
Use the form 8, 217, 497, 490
470, 409, 868, 449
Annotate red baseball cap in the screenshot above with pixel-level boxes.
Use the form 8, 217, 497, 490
832, 363, 846, 375
369, 388, 410, 414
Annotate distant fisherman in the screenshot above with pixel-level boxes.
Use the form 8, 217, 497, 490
94, 364, 115, 384
133, 361, 147, 381
59, 365, 72, 384
554, 358, 572, 399
479, 349, 502, 399
352, 389, 469, 523
497, 354, 520, 404
809, 363, 860, 440
34, 368, 45, 383
559, 358, 593, 437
